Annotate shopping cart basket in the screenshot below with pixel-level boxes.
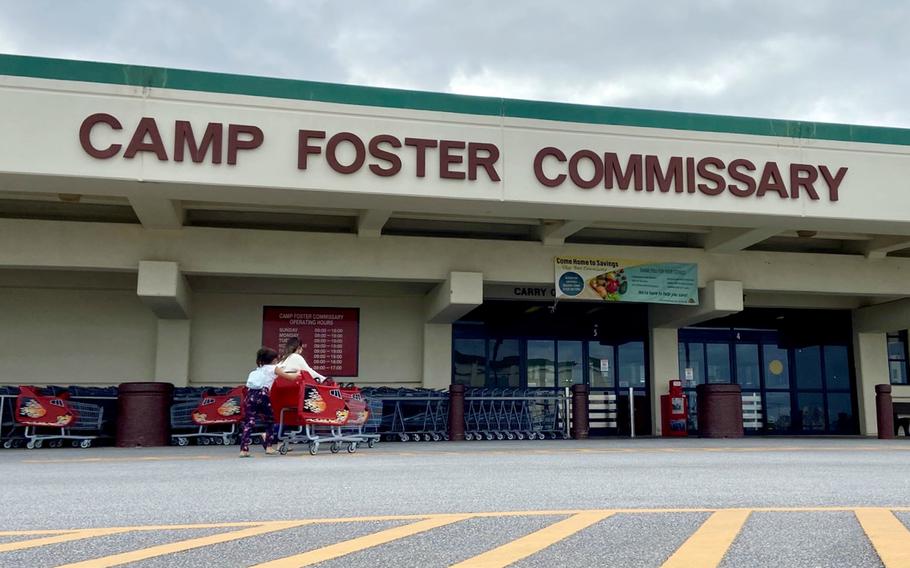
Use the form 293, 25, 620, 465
170, 386, 245, 446
15, 386, 104, 449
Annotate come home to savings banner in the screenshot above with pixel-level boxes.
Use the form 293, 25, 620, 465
555, 257, 699, 305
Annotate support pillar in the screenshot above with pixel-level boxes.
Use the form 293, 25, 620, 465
649, 327, 679, 436
422, 323, 452, 389
853, 331, 889, 436
155, 319, 191, 387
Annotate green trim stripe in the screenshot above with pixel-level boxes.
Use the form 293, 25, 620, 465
1, 53, 909, 146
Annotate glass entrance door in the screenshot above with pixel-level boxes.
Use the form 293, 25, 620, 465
678, 328, 858, 435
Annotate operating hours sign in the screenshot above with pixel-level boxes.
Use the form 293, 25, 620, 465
261, 307, 360, 377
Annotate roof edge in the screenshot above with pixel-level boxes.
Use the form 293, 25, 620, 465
1, 53, 909, 146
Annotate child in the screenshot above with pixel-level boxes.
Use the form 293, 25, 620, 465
239, 347, 296, 457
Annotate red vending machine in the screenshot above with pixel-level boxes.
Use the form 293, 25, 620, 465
660, 379, 689, 437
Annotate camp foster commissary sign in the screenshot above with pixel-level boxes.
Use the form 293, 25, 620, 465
78, 113, 848, 201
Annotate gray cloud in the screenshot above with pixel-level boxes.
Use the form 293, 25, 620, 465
1, 0, 908, 127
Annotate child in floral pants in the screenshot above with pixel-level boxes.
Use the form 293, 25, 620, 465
239, 347, 294, 457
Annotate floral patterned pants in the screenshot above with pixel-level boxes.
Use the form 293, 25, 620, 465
239, 388, 278, 452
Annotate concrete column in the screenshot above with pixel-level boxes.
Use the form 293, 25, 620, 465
853, 331, 889, 436
423, 323, 453, 389
155, 319, 191, 387
425, 271, 483, 324
649, 326, 679, 436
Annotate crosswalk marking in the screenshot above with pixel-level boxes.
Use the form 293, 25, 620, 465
52, 521, 312, 568
450, 511, 615, 568
660, 509, 751, 568
854, 508, 910, 568
0, 528, 133, 553
250, 515, 473, 568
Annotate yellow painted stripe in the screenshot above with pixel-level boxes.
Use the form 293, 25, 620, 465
11, 506, 910, 537
0, 529, 75, 536
451, 511, 614, 568
0, 528, 131, 553
53, 521, 311, 568
855, 508, 910, 567
251, 515, 471, 568
661, 509, 750, 568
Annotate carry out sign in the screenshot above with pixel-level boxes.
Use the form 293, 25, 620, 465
554, 257, 698, 305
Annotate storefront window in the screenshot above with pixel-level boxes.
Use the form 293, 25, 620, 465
588, 342, 614, 388
794, 346, 822, 389
797, 392, 825, 432
827, 392, 855, 434
557, 341, 584, 387
682, 342, 705, 386
765, 392, 791, 431
618, 341, 646, 388
453, 339, 486, 387
887, 332, 909, 385
488, 339, 520, 388
526, 340, 555, 388
735, 343, 760, 389
763, 344, 790, 389
823, 346, 851, 390
705, 343, 731, 384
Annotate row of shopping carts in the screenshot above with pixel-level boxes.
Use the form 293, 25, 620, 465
357, 387, 569, 442
0, 386, 109, 449
464, 388, 569, 441
361, 388, 450, 442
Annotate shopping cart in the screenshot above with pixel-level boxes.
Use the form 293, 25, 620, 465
15, 386, 104, 449
170, 386, 245, 446
271, 374, 365, 455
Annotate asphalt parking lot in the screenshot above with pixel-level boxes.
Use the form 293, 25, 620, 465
1, 438, 909, 567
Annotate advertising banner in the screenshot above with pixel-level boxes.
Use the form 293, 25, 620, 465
262, 307, 359, 376
555, 257, 698, 305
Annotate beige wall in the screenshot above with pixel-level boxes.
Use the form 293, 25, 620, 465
188, 290, 424, 387
0, 283, 156, 384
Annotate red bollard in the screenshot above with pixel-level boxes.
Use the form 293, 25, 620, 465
448, 384, 465, 441
875, 384, 894, 439
570, 384, 590, 439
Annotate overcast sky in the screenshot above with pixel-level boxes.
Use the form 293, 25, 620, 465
1, 1, 908, 128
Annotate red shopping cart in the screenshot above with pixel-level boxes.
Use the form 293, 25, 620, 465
15, 386, 104, 449
271, 373, 370, 455
170, 386, 246, 446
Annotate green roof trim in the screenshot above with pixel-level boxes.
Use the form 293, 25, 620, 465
2, 53, 909, 146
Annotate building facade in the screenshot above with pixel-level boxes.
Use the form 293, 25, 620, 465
1, 54, 909, 436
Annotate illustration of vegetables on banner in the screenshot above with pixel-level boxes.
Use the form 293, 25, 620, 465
554, 256, 698, 306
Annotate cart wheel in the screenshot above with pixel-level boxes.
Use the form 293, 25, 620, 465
12, 440, 22, 448
398, 433, 409, 442
278, 443, 289, 456
423, 433, 432, 442
506, 432, 515, 440
330, 442, 341, 454
367, 438, 376, 448
442, 433, 450, 441
201, 437, 212, 446
464, 433, 473, 441
516, 432, 524, 440
347, 442, 357, 453
411, 434, 422, 442
549, 432, 558, 440
493, 432, 502, 441
26, 440, 35, 449
177, 437, 189, 447
72, 441, 81, 448
2, 441, 12, 449
309, 443, 319, 456
35, 440, 44, 449
80, 440, 92, 449
432, 433, 441, 442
